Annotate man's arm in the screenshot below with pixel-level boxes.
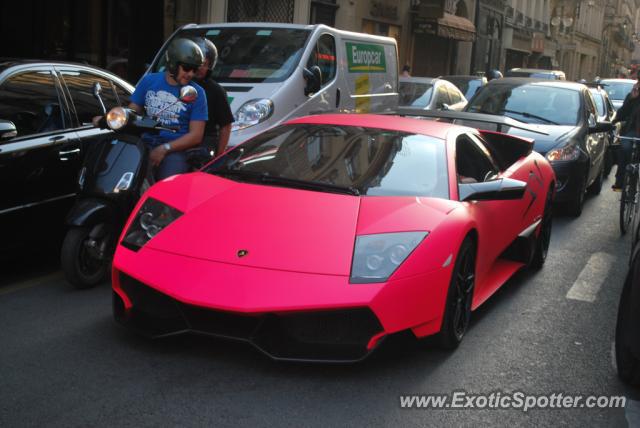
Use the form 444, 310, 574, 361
217, 123, 231, 155
149, 120, 206, 167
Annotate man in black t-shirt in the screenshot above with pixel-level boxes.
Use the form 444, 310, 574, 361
193, 38, 234, 156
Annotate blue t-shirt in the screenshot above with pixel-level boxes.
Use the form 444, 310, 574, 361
131, 72, 208, 142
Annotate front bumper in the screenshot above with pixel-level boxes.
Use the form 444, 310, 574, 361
112, 246, 451, 362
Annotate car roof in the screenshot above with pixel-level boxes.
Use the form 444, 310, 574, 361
441, 75, 484, 80
400, 76, 439, 84
284, 114, 463, 140
507, 68, 564, 74
598, 78, 636, 84
0, 59, 135, 91
487, 77, 582, 90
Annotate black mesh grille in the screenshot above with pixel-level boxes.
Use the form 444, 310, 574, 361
228, 0, 294, 23
116, 273, 383, 361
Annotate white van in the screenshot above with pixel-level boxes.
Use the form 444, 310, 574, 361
147, 23, 399, 147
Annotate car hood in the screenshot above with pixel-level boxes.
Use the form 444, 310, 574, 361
143, 173, 455, 275
497, 125, 578, 154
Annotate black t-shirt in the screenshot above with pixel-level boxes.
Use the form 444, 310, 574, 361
194, 77, 234, 137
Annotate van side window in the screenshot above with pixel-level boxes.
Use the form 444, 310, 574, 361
306, 34, 336, 87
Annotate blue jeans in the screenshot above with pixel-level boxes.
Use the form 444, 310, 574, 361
143, 136, 188, 180
616, 130, 639, 184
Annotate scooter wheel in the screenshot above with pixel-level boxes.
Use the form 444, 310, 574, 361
61, 227, 109, 289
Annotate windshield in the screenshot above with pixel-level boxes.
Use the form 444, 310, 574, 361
205, 124, 449, 198
153, 27, 311, 83
602, 81, 634, 101
399, 82, 434, 107
467, 83, 581, 125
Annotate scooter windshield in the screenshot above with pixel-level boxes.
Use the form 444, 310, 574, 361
153, 27, 311, 84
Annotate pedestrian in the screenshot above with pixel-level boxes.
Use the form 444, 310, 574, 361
192, 37, 235, 156
128, 38, 208, 180
401, 64, 411, 77
612, 77, 640, 191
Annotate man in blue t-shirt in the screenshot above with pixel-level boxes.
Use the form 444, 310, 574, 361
129, 38, 208, 180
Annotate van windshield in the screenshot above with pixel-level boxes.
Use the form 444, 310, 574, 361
152, 28, 311, 83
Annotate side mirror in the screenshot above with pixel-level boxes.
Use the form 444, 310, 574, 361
589, 120, 615, 133
303, 65, 322, 96
459, 177, 527, 202
0, 120, 17, 142
179, 85, 198, 103
93, 82, 107, 115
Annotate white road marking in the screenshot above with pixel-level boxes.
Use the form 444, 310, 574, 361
566, 252, 616, 303
0, 272, 63, 296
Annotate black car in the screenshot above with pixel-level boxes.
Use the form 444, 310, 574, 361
465, 78, 612, 216
0, 61, 134, 251
615, 199, 640, 385
441, 75, 487, 101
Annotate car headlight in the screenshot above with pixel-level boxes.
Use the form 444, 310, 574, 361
106, 107, 130, 130
545, 144, 581, 162
121, 198, 183, 251
350, 232, 428, 284
231, 99, 274, 132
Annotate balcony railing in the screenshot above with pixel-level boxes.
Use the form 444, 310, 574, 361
505, 6, 514, 23
516, 12, 524, 25
526, 17, 533, 28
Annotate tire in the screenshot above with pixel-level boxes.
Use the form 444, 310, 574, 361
438, 237, 476, 350
615, 273, 640, 385
61, 227, 109, 289
530, 186, 553, 270
565, 175, 586, 217
620, 173, 636, 235
587, 163, 604, 195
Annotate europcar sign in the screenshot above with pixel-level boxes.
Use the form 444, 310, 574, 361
346, 42, 387, 73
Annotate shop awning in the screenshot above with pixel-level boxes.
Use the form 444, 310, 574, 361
437, 13, 476, 42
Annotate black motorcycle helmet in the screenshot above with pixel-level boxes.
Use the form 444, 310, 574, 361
165, 38, 204, 76
193, 37, 218, 72
487, 69, 503, 81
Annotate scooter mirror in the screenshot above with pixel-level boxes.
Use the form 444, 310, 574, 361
179, 86, 198, 104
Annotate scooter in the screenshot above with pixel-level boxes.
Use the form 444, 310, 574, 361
61, 82, 203, 288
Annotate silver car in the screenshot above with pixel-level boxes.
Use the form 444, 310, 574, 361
598, 78, 636, 110
398, 77, 467, 112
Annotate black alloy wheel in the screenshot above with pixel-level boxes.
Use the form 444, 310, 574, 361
61, 227, 109, 289
438, 237, 476, 350
531, 186, 554, 269
587, 163, 604, 195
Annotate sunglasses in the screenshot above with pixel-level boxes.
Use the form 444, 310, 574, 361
179, 63, 199, 73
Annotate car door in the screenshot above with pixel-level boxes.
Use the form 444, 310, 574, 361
0, 65, 77, 246
55, 66, 130, 158
455, 133, 519, 296
293, 32, 338, 116
583, 90, 605, 182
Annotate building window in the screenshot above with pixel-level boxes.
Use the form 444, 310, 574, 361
311, 0, 338, 26
362, 19, 401, 42
228, 0, 294, 23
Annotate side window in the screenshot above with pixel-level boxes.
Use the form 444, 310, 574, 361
0, 70, 68, 138
59, 70, 121, 126
456, 135, 499, 183
306, 34, 337, 87
584, 91, 597, 118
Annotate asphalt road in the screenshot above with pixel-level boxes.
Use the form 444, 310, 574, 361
1, 172, 639, 427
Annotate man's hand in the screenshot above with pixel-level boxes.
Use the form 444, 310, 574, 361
150, 145, 169, 167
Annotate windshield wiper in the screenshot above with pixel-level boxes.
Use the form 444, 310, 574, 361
500, 109, 559, 125
212, 169, 360, 196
